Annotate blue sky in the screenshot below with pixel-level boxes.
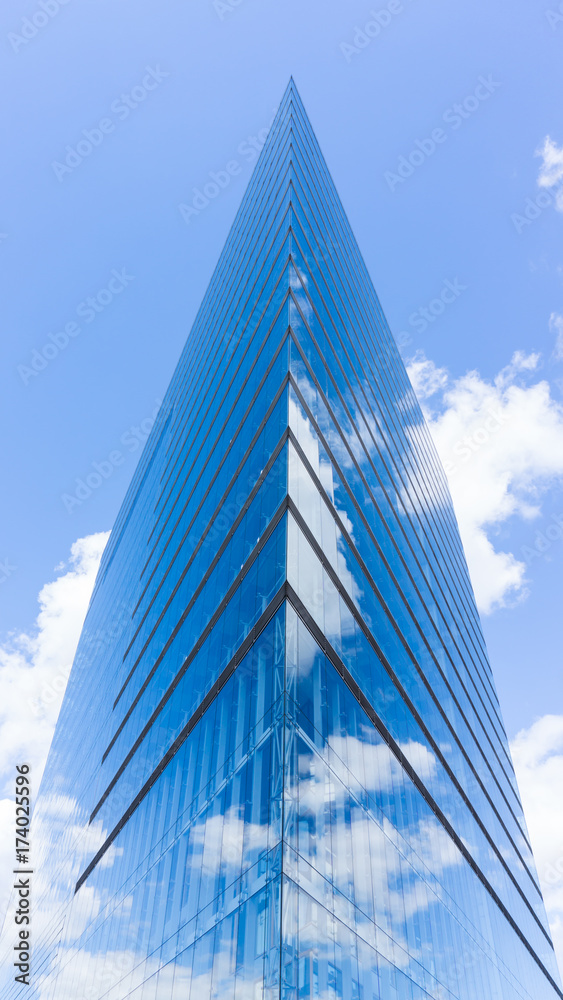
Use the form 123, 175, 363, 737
0, 4, 562, 744
1, 0, 563, 970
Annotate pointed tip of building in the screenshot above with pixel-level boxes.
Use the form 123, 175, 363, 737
271, 77, 309, 140
283, 75, 302, 104
246, 76, 322, 195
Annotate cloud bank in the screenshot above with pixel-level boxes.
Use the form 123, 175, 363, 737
408, 349, 563, 614
0, 532, 108, 922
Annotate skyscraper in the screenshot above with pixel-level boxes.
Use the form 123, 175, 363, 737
2, 80, 561, 1000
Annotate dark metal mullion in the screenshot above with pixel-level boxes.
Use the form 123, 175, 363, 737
122, 431, 289, 704
288, 135, 496, 688
288, 279, 515, 791
123, 319, 290, 664
289, 122, 457, 516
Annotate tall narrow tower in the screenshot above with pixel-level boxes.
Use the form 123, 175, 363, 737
2, 81, 561, 1000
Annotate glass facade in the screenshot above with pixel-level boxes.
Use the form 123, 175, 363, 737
1, 80, 561, 1000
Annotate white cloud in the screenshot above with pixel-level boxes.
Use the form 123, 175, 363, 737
407, 351, 563, 614
537, 136, 563, 211
189, 804, 270, 875
0, 533, 108, 922
550, 313, 563, 362
327, 734, 438, 795
406, 350, 448, 400
511, 715, 563, 976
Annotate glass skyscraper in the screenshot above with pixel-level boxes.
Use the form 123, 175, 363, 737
2, 80, 561, 1000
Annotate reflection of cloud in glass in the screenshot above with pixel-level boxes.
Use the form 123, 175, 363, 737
288, 737, 467, 984
190, 804, 271, 875
289, 272, 313, 320
36, 947, 140, 1000
327, 733, 438, 791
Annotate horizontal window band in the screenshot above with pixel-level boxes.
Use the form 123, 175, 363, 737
151, 200, 297, 543
157, 143, 298, 478
112, 360, 535, 887
144, 267, 293, 574
122, 431, 288, 697
115, 362, 291, 706
286, 502, 551, 946
288, 350, 519, 803
287, 428, 537, 889
285, 264, 497, 709
114, 405, 290, 712
288, 199, 480, 632
288, 350, 522, 838
93, 501, 290, 818
287, 285, 503, 733
129, 306, 293, 643
107, 430, 287, 758
284, 585, 561, 997
75, 583, 289, 894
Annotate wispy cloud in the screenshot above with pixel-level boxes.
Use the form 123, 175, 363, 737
536, 136, 563, 211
